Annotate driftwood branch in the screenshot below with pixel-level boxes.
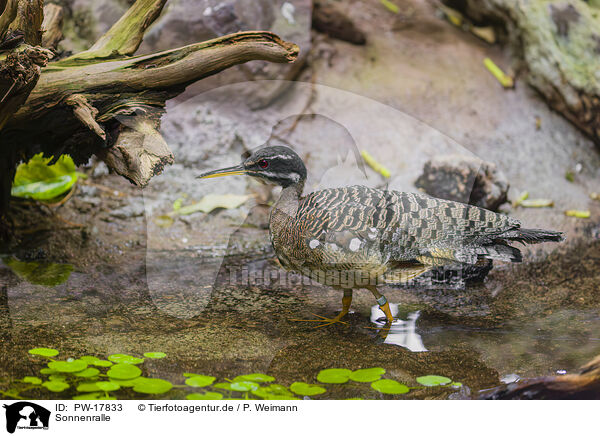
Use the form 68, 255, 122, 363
70, 0, 167, 61
446, 0, 600, 145
7, 0, 42, 45
0, 0, 18, 39
41, 3, 63, 49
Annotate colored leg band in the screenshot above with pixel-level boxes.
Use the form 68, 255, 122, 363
376, 295, 387, 306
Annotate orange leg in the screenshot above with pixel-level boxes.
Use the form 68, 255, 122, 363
289, 290, 352, 328
366, 287, 394, 339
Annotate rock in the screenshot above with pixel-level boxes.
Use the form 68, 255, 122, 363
312, 0, 366, 45
139, 0, 312, 108
109, 199, 145, 219
414, 154, 509, 211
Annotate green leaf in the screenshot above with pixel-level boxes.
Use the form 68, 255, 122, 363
48, 360, 88, 373
91, 360, 113, 367
234, 373, 275, 383
187, 392, 223, 400
22, 376, 42, 385
416, 375, 452, 387
40, 368, 57, 375
349, 367, 386, 383
108, 354, 144, 365
266, 384, 292, 396
132, 378, 173, 395
371, 379, 409, 394
12, 154, 78, 200
289, 382, 326, 396
48, 374, 66, 381
143, 352, 167, 359
451, 382, 463, 388
106, 363, 142, 380
73, 392, 103, 400
79, 356, 113, 366
185, 375, 215, 388
43, 380, 70, 392
28, 347, 59, 357
74, 368, 100, 378
76, 382, 103, 393
108, 378, 139, 387
213, 382, 233, 390
230, 381, 260, 392
5, 258, 73, 286
96, 381, 120, 392
317, 368, 352, 384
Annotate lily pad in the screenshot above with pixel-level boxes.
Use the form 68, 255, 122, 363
73, 392, 103, 400
143, 352, 167, 359
371, 379, 409, 394
43, 380, 70, 392
289, 382, 326, 396
76, 382, 103, 393
28, 347, 59, 357
185, 375, 215, 388
230, 381, 259, 392
106, 363, 142, 380
317, 368, 352, 384
132, 378, 173, 395
74, 368, 100, 378
187, 392, 223, 400
22, 376, 42, 385
416, 375, 452, 387
234, 373, 275, 383
11, 154, 78, 200
349, 367, 386, 383
91, 360, 113, 367
48, 360, 88, 373
108, 354, 144, 365
213, 382, 233, 390
96, 381, 120, 392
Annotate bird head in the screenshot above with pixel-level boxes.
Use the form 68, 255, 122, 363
197, 145, 307, 188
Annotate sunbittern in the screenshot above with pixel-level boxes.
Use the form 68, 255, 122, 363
199, 146, 564, 329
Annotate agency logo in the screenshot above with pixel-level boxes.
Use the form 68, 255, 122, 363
2, 402, 50, 434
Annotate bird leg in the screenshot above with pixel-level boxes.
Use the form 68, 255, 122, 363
289, 289, 352, 328
368, 287, 394, 324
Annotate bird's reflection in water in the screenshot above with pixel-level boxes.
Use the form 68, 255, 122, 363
370, 304, 427, 352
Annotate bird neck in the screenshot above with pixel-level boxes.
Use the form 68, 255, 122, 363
274, 181, 303, 217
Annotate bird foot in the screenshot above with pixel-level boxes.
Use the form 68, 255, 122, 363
289, 312, 348, 328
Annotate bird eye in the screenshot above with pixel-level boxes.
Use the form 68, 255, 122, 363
258, 159, 269, 169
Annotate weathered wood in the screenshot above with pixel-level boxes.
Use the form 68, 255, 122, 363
69, 0, 167, 61
7, 0, 42, 45
41, 3, 63, 49
0, 0, 19, 39
479, 355, 600, 399
445, 0, 600, 145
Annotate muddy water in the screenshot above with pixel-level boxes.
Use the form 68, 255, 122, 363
1, 225, 598, 400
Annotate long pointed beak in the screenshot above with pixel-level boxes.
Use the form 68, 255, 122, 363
197, 164, 246, 179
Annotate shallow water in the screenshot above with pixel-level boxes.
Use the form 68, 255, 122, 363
1, 233, 598, 400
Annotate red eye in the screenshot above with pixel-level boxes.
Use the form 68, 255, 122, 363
258, 159, 269, 169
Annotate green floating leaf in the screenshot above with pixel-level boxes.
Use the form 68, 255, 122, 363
40, 368, 57, 375
230, 381, 259, 392
109, 378, 138, 387
451, 382, 463, 388
96, 381, 120, 392
317, 368, 352, 384
416, 375, 452, 387
213, 382, 233, 391
28, 347, 59, 357
43, 380, 70, 392
22, 376, 42, 385
91, 360, 113, 367
80, 356, 112, 367
77, 382, 102, 393
48, 360, 88, 373
132, 378, 173, 395
371, 379, 409, 394
185, 375, 215, 388
73, 392, 103, 400
187, 392, 223, 400
4, 258, 73, 286
108, 354, 144, 365
289, 382, 326, 396
143, 352, 167, 359
106, 363, 142, 380
11, 154, 78, 200
48, 374, 66, 382
349, 367, 386, 383
234, 373, 275, 383
74, 368, 100, 378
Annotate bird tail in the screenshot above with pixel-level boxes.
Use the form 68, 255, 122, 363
498, 228, 565, 244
